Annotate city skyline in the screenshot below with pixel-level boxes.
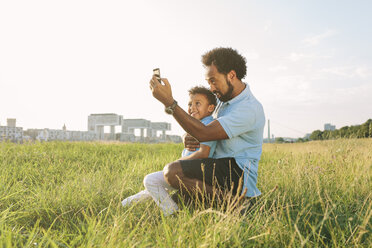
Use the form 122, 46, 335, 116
0, 114, 346, 140
1, 1, 371, 138
0, 114, 180, 143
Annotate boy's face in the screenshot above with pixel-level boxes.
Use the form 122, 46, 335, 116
188, 93, 215, 120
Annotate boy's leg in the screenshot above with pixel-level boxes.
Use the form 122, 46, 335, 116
121, 190, 152, 207
143, 171, 179, 216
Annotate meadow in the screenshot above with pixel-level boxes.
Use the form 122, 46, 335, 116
0, 139, 371, 247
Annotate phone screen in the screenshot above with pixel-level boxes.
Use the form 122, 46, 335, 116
153, 68, 161, 83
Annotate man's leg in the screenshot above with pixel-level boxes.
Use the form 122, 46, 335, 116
164, 158, 243, 201
163, 161, 216, 196
143, 171, 179, 216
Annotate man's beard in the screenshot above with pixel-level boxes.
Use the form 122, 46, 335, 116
216, 76, 234, 102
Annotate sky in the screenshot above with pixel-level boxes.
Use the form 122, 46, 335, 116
1, 0, 371, 138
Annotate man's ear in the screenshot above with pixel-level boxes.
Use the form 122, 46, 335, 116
228, 70, 236, 80
208, 104, 215, 113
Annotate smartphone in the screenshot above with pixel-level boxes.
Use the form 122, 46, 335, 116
153, 68, 162, 84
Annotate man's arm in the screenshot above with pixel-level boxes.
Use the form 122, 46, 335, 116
149, 76, 228, 142
178, 144, 210, 160
172, 105, 227, 142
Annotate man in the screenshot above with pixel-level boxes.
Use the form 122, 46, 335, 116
149, 47, 265, 204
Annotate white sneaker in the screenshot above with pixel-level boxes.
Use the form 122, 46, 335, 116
121, 190, 151, 207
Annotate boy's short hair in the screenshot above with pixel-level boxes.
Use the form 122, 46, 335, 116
188, 86, 217, 106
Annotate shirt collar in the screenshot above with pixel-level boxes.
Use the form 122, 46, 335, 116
200, 115, 213, 122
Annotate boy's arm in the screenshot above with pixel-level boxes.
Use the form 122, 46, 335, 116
178, 144, 211, 160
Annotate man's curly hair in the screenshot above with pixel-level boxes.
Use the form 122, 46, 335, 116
188, 86, 217, 106
201, 47, 247, 80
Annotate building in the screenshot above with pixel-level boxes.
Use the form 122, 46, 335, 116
7, 118, 16, 127
88, 114, 173, 142
324, 123, 336, 131
0, 119, 23, 142
31, 128, 97, 142
88, 113, 123, 140
166, 134, 183, 143
120, 119, 171, 142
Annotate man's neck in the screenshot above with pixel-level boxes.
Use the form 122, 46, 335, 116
231, 81, 246, 99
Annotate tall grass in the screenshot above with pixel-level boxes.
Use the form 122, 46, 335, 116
0, 139, 371, 247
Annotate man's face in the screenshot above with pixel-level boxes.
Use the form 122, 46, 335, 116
205, 64, 234, 102
188, 93, 214, 120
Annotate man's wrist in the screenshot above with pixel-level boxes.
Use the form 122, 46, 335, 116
165, 100, 177, 115
164, 98, 175, 107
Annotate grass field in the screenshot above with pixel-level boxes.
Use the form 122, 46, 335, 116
0, 139, 371, 247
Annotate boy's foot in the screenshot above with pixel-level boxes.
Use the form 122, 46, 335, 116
121, 190, 151, 207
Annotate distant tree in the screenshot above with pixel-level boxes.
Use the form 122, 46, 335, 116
297, 138, 304, 143
310, 130, 323, 140
323, 130, 332, 140
330, 129, 339, 139
309, 119, 372, 141
348, 125, 359, 138
363, 119, 372, 138
360, 122, 369, 138
339, 126, 349, 138
275, 137, 285, 143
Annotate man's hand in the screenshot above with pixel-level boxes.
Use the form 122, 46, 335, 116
183, 133, 200, 151
149, 75, 174, 107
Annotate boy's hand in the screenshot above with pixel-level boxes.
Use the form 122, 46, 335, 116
149, 75, 174, 107
183, 133, 200, 151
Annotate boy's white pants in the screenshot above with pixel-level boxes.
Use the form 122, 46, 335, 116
121, 171, 178, 216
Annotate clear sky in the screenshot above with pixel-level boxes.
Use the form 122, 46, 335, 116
1, 0, 371, 138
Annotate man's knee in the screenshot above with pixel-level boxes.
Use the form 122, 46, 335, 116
163, 161, 183, 187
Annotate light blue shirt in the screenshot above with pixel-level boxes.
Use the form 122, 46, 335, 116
212, 84, 265, 197
182, 115, 216, 158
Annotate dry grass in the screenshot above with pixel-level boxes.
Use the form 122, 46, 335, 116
0, 139, 371, 247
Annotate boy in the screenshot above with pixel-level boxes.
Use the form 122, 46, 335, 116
121, 86, 217, 215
